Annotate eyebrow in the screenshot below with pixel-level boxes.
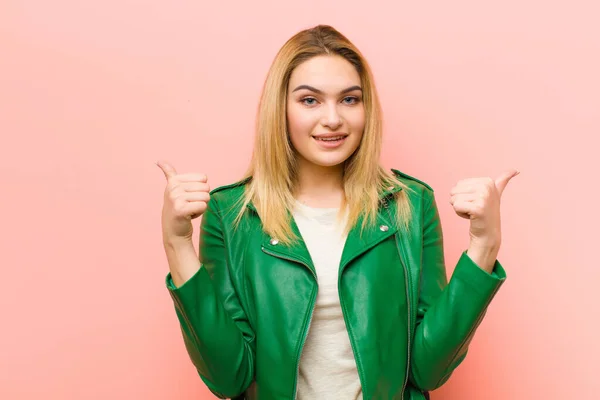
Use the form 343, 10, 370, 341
291, 84, 362, 95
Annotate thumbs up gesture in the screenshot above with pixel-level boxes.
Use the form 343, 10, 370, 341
156, 160, 211, 242
449, 169, 520, 259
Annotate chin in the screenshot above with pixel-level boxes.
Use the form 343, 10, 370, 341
307, 155, 350, 168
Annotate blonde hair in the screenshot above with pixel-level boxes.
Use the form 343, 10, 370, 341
232, 24, 414, 245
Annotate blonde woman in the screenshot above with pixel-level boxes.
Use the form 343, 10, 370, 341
157, 25, 518, 400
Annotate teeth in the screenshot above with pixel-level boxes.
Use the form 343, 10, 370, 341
317, 136, 344, 141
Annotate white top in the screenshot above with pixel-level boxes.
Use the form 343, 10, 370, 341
292, 200, 363, 400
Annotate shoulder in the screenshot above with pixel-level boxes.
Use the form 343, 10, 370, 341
391, 168, 434, 193
208, 170, 435, 204
390, 168, 437, 215
207, 176, 252, 212
209, 176, 251, 197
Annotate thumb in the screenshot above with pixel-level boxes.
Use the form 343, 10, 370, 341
156, 160, 177, 180
495, 169, 520, 197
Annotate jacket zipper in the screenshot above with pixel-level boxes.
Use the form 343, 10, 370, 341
261, 246, 318, 400
383, 197, 411, 400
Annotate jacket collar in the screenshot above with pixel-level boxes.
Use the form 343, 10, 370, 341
259, 184, 404, 277
246, 182, 403, 212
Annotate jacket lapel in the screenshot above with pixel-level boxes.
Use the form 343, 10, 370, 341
251, 185, 404, 278
339, 194, 399, 275
259, 210, 317, 277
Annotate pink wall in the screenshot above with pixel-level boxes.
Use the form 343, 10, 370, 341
2, 1, 598, 399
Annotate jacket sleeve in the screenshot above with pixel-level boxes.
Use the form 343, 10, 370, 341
408, 189, 507, 391
165, 195, 255, 398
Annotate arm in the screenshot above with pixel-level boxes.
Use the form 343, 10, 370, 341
409, 189, 506, 391
165, 195, 255, 398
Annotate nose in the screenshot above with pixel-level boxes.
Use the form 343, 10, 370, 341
320, 103, 343, 130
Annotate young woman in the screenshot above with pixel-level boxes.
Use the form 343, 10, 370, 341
157, 25, 517, 400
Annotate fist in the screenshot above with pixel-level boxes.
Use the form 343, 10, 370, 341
449, 169, 519, 247
156, 160, 211, 241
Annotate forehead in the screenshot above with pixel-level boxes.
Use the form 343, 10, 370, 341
288, 55, 361, 89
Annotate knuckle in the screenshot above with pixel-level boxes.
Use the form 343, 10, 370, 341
168, 181, 180, 192
172, 199, 182, 213
169, 189, 182, 201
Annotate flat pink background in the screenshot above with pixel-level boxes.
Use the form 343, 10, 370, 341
1, 1, 598, 399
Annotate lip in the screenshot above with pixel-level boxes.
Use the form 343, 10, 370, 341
312, 132, 348, 139
312, 133, 348, 149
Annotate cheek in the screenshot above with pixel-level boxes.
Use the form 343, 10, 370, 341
346, 107, 366, 131
287, 104, 317, 136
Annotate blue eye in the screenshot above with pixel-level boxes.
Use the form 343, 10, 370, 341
301, 97, 317, 106
343, 96, 359, 105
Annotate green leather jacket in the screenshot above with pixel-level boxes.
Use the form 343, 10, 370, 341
165, 169, 506, 400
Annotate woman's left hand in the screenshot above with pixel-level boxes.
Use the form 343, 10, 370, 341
449, 169, 520, 251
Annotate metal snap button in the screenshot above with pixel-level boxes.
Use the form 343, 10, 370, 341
380, 225, 389, 232
270, 238, 279, 245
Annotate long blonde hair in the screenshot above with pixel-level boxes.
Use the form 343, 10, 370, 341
232, 24, 414, 245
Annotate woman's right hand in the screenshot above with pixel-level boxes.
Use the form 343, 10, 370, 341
156, 160, 211, 243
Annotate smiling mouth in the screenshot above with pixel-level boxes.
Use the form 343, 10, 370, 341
312, 135, 348, 142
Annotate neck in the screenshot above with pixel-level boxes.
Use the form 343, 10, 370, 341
294, 158, 345, 208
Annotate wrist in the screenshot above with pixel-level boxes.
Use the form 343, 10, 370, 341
469, 236, 500, 251
163, 235, 194, 249
466, 244, 499, 274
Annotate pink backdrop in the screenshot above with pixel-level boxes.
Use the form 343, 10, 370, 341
2, 1, 598, 399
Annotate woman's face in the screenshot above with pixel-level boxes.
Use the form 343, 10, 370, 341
286, 55, 365, 169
